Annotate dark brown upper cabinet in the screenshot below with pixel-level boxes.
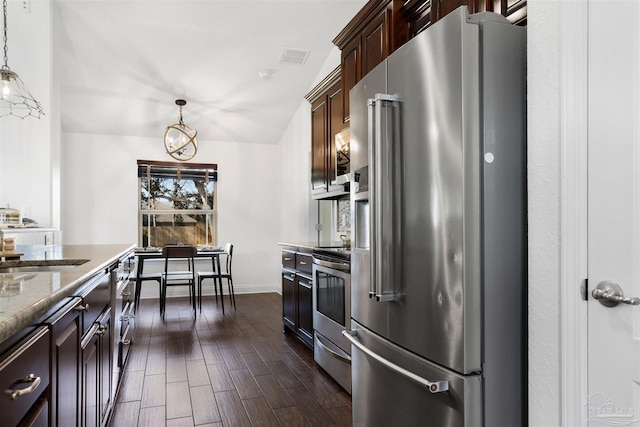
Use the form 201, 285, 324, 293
333, 0, 409, 122
400, 0, 527, 38
305, 67, 348, 200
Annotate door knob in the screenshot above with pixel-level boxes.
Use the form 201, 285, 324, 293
592, 280, 640, 307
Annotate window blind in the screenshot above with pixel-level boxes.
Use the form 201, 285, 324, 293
137, 160, 218, 181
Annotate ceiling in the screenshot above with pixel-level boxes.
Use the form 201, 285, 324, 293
55, 0, 366, 144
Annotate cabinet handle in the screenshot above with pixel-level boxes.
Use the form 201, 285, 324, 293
119, 324, 132, 345
128, 302, 136, 317
121, 290, 131, 297
121, 302, 131, 321
299, 261, 308, 265
5, 374, 41, 400
74, 303, 89, 312
284, 274, 294, 281
284, 257, 292, 261
299, 281, 312, 289
95, 325, 107, 336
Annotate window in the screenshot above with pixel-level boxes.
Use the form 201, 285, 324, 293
138, 160, 217, 248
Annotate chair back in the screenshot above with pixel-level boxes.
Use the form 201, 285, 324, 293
224, 243, 233, 273
162, 244, 196, 277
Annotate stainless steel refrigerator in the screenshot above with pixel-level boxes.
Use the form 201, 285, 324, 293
345, 7, 526, 427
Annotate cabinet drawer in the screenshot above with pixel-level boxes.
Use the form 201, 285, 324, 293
282, 250, 296, 269
78, 271, 111, 333
0, 327, 50, 427
296, 253, 312, 274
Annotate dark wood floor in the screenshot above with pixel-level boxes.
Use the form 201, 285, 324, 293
109, 293, 352, 427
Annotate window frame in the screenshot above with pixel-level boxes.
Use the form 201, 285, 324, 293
137, 159, 218, 248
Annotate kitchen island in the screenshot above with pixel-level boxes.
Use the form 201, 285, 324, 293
0, 244, 135, 343
0, 243, 134, 427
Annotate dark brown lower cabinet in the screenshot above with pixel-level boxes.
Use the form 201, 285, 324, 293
282, 271, 296, 330
21, 398, 49, 427
50, 297, 83, 427
281, 248, 314, 348
0, 327, 50, 427
296, 275, 313, 344
81, 309, 112, 427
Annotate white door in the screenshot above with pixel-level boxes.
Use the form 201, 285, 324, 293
588, 1, 640, 425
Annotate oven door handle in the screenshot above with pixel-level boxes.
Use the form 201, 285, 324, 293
312, 257, 350, 272
316, 333, 351, 364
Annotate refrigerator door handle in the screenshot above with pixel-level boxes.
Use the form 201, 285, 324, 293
343, 330, 449, 394
367, 97, 376, 299
369, 93, 401, 302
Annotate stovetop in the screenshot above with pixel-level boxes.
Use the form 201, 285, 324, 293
313, 246, 351, 260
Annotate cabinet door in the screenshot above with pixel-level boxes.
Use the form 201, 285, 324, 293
311, 96, 328, 193
52, 301, 82, 427
341, 36, 361, 122
81, 310, 112, 427
296, 275, 313, 345
20, 397, 49, 427
362, 9, 390, 76
0, 327, 50, 427
98, 314, 112, 427
82, 331, 99, 427
433, 0, 469, 21
282, 272, 296, 330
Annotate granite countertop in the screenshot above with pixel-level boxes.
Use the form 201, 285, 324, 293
0, 244, 135, 342
278, 241, 347, 250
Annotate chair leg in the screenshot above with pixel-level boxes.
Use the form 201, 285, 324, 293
191, 281, 196, 313
160, 281, 165, 319
218, 276, 225, 315
227, 278, 236, 308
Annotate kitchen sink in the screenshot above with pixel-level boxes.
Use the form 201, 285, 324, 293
0, 260, 89, 274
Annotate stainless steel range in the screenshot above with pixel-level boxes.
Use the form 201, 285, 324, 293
312, 248, 351, 393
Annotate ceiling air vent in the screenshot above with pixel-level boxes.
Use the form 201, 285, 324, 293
280, 48, 310, 65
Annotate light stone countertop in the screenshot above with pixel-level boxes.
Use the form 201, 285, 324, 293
278, 241, 346, 251
0, 244, 135, 343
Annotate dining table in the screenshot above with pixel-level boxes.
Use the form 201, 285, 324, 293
133, 246, 226, 314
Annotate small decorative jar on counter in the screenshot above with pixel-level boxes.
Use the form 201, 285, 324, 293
3, 237, 15, 252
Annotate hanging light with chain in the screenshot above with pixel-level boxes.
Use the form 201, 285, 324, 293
164, 99, 198, 161
0, 0, 44, 119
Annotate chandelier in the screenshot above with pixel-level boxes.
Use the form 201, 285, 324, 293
0, 0, 44, 119
164, 99, 198, 161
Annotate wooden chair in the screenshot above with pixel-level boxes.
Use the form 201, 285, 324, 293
197, 243, 235, 314
160, 244, 197, 318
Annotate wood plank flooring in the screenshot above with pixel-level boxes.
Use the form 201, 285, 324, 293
109, 293, 352, 427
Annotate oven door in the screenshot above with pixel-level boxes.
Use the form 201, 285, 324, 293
312, 257, 351, 354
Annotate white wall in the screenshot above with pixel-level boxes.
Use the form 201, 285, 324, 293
528, 1, 563, 426
62, 132, 282, 294
0, 0, 57, 226
277, 47, 343, 243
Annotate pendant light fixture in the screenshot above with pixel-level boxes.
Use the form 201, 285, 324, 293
164, 99, 198, 161
0, 0, 43, 119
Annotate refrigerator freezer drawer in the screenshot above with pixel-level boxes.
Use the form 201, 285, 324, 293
348, 320, 481, 427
